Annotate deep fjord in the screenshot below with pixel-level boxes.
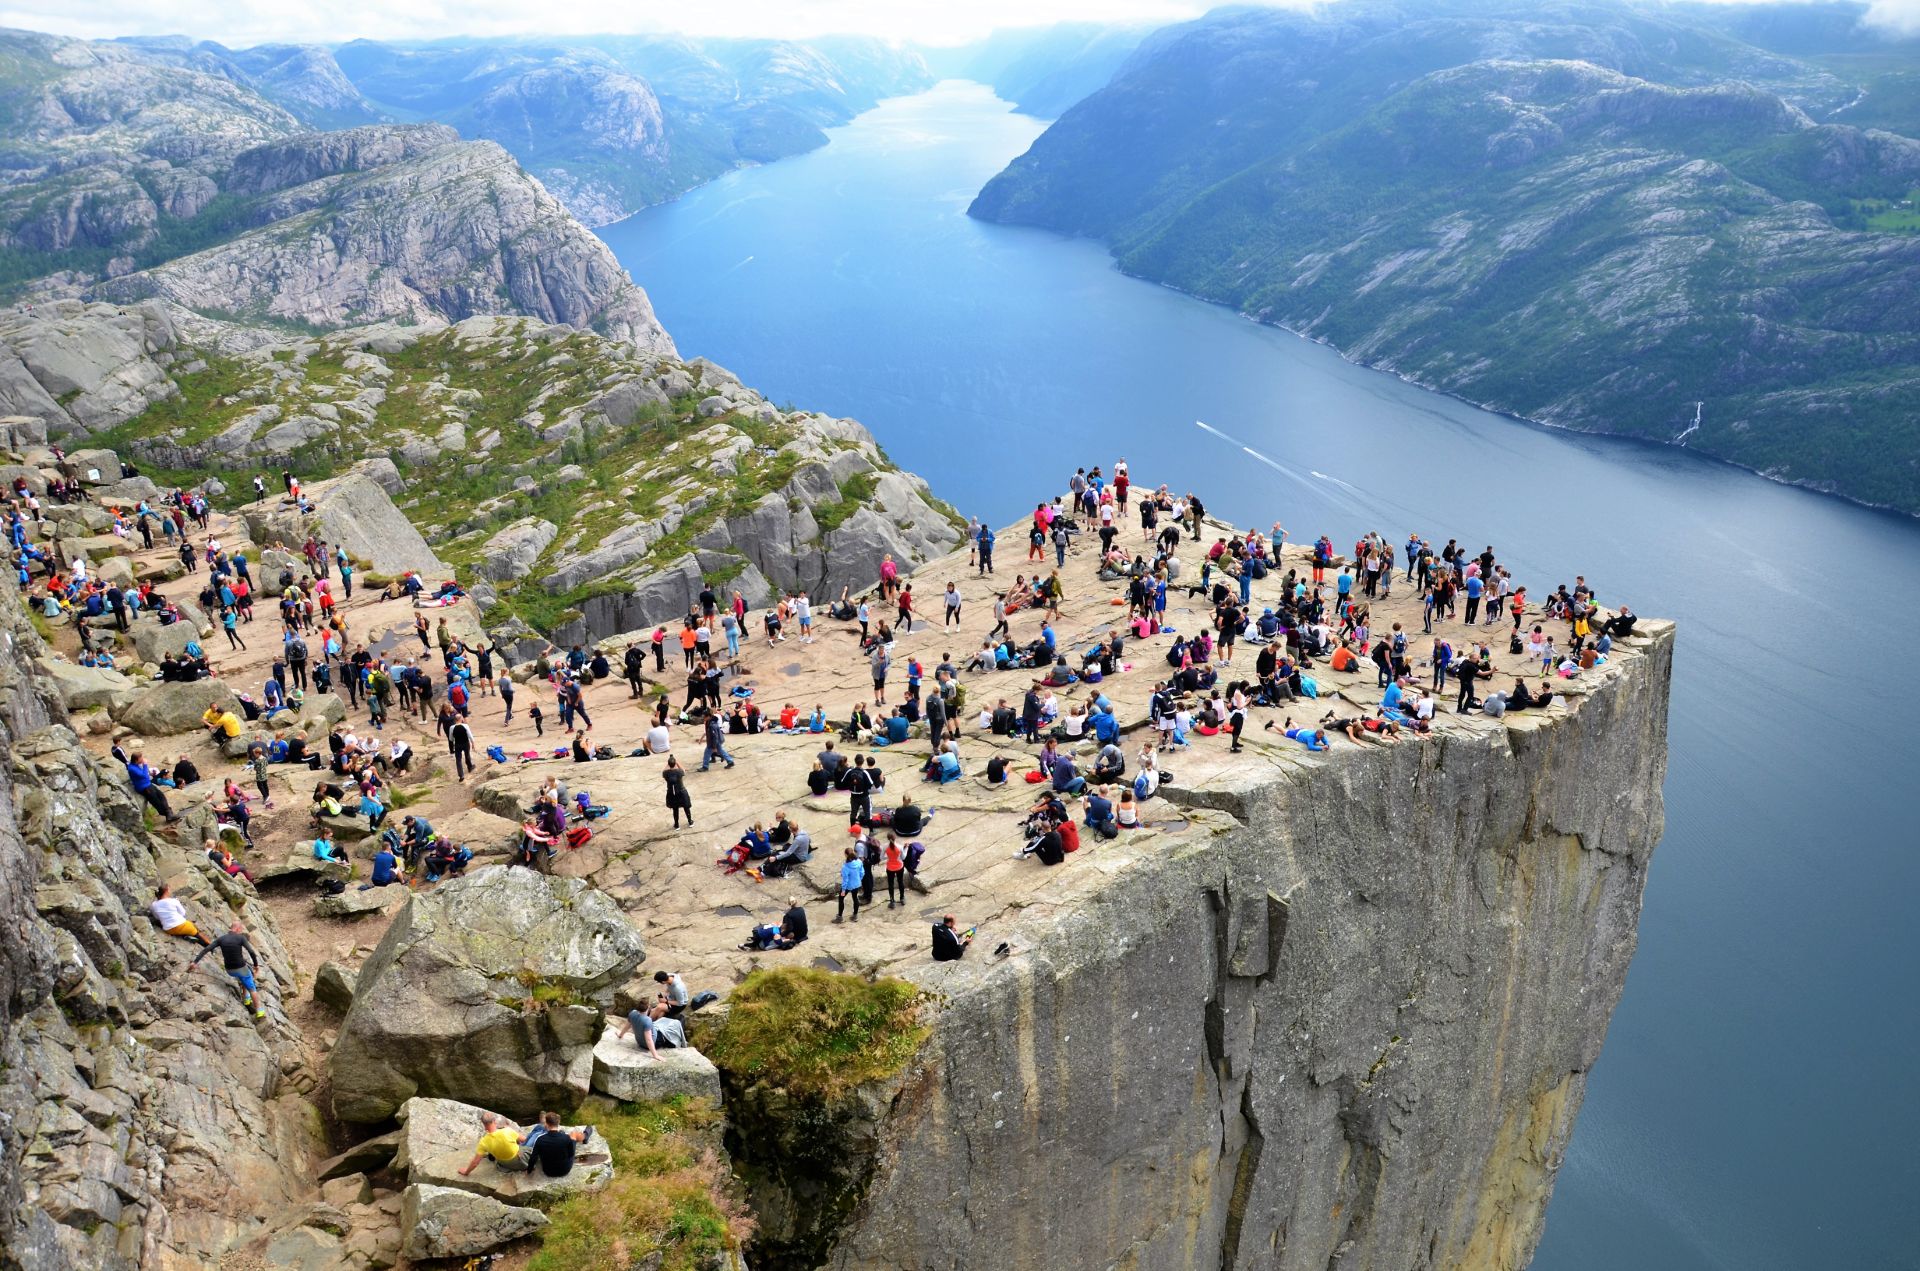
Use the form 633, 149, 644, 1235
600, 81, 1920, 1271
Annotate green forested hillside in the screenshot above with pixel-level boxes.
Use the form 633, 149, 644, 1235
971, 1, 1920, 513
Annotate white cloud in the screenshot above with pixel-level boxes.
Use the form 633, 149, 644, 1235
0, 0, 1912, 50
0, 0, 1224, 48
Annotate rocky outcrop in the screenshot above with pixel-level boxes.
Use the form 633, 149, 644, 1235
0, 584, 321, 1269
400, 1183, 548, 1260
98, 135, 675, 358
801, 625, 1675, 1271
329, 867, 647, 1122
242, 462, 449, 577
591, 1032, 724, 1104
113, 678, 238, 736
392, 1095, 615, 1205
0, 302, 182, 437
224, 123, 460, 196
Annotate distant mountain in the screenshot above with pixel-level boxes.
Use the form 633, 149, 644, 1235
112, 35, 386, 128
332, 35, 932, 224
971, 1, 1920, 514
0, 32, 671, 353
921, 23, 1151, 117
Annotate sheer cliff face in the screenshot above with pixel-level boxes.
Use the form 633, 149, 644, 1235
831, 624, 1673, 1271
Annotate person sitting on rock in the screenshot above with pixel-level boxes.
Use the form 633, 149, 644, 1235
456, 1112, 521, 1176
149, 883, 210, 947
423, 838, 473, 883
932, 914, 973, 962
312, 828, 348, 866
517, 1112, 594, 1178
616, 1000, 686, 1058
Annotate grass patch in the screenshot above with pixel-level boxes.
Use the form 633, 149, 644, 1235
811, 471, 879, 535
701, 967, 929, 1100
526, 1096, 749, 1271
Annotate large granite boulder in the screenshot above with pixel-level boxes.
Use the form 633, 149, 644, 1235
393, 1096, 613, 1205
243, 463, 450, 578
34, 657, 139, 712
401, 1183, 548, 1260
113, 679, 238, 736
129, 617, 205, 664
328, 866, 647, 1121
590, 1032, 723, 1105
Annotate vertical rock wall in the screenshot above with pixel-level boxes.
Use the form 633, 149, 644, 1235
0, 587, 321, 1270
825, 626, 1673, 1270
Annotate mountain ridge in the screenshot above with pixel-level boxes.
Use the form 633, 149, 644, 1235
971, 2, 1920, 514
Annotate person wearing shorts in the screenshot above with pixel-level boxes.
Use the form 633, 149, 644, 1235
188, 921, 265, 1017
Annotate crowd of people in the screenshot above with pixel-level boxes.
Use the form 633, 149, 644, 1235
19, 445, 1634, 1022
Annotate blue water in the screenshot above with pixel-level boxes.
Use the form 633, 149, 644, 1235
601, 81, 1920, 1271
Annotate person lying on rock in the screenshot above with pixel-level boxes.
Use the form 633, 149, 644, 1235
456, 1112, 522, 1176
517, 1112, 595, 1178
616, 1000, 686, 1058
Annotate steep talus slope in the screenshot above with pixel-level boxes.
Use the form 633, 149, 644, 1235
971, 1, 1920, 513
0, 584, 321, 1269
821, 624, 1674, 1271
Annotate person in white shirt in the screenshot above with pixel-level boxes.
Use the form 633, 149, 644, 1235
646, 722, 671, 755
150, 884, 209, 946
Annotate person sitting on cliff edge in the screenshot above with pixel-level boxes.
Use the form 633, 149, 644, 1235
932, 914, 973, 962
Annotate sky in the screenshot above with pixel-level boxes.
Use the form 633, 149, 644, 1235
0, 0, 1916, 48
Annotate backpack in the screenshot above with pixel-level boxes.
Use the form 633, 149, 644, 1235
594, 744, 616, 760
565, 825, 593, 848
317, 878, 347, 896
487, 745, 508, 763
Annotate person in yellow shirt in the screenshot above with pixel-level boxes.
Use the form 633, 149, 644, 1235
203, 707, 242, 739
457, 1112, 520, 1175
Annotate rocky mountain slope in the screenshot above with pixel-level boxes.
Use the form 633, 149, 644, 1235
111, 35, 386, 129
334, 34, 931, 225
5, 299, 959, 649
0, 28, 673, 355
970, 0, 1920, 514
0, 582, 323, 1269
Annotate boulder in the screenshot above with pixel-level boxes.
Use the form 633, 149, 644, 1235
93, 555, 135, 590
0, 463, 46, 495
314, 960, 359, 1012
128, 618, 205, 664
318, 1129, 399, 1181
393, 1097, 613, 1205
62, 448, 121, 484
34, 657, 139, 712
315, 885, 407, 919
590, 1033, 723, 1105
113, 679, 238, 736
243, 464, 448, 578
400, 1183, 548, 1260
256, 848, 352, 885
328, 867, 647, 1121
476, 518, 557, 583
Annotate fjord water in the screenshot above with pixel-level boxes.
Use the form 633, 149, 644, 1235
600, 81, 1920, 1270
